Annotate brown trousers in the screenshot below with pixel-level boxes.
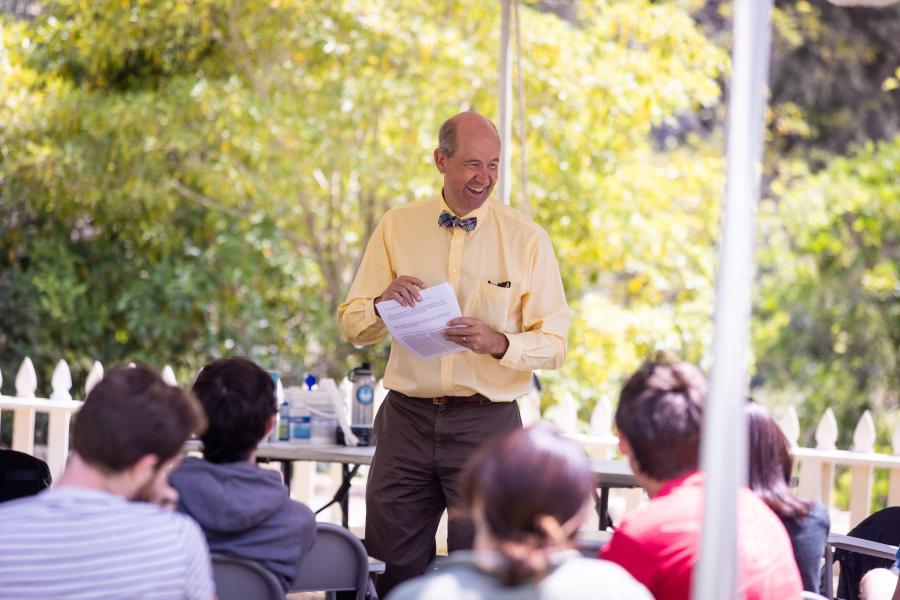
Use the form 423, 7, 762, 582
364, 391, 522, 597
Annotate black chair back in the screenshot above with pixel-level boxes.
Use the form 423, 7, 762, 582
0, 449, 52, 503
835, 506, 900, 600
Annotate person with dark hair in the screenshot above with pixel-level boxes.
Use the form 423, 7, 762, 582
0, 365, 213, 599
169, 357, 316, 593
388, 425, 651, 600
746, 400, 830, 593
339, 110, 569, 596
600, 361, 802, 600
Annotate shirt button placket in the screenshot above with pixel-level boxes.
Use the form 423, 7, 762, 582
448, 228, 465, 288
442, 228, 465, 394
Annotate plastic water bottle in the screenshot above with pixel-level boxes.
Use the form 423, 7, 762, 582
278, 399, 291, 441
268, 371, 284, 443
350, 362, 376, 446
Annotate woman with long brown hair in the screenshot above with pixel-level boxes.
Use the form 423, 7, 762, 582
747, 400, 830, 594
388, 425, 651, 599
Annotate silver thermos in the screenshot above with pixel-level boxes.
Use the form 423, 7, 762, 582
350, 362, 376, 446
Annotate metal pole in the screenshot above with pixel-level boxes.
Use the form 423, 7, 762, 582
692, 0, 773, 598
497, 0, 512, 206
513, 0, 530, 216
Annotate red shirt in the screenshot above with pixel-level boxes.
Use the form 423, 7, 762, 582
600, 471, 802, 600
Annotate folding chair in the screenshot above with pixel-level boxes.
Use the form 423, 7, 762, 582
828, 507, 900, 600
0, 449, 52, 503
291, 522, 370, 600
211, 554, 283, 600
824, 532, 898, 600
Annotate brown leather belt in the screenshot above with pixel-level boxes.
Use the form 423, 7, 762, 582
393, 390, 491, 406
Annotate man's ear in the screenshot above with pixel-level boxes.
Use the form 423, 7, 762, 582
126, 454, 159, 491
264, 414, 276, 438
434, 148, 446, 173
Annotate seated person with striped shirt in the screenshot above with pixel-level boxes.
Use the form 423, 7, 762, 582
0, 365, 214, 600
170, 357, 316, 593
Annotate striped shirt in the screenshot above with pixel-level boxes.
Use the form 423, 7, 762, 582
0, 487, 214, 600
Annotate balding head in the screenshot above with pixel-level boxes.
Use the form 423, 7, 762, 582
434, 111, 501, 215
438, 111, 500, 159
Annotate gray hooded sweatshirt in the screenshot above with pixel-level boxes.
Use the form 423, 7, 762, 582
170, 456, 316, 592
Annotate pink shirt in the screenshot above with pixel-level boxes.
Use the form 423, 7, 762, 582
601, 471, 802, 600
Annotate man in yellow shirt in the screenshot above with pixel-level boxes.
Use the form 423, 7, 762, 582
338, 110, 569, 595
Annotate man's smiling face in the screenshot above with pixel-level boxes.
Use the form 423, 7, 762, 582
434, 114, 501, 216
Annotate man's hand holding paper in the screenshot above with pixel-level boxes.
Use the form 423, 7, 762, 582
441, 316, 509, 358
375, 282, 469, 360
374, 275, 425, 312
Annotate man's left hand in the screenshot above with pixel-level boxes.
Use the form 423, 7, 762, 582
443, 317, 509, 358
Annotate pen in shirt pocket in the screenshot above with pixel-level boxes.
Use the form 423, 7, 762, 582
488, 280, 511, 288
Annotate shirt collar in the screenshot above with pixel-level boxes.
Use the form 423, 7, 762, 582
655, 470, 703, 499
438, 192, 491, 235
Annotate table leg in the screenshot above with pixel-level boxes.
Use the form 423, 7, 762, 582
315, 463, 361, 529
341, 464, 351, 529
282, 460, 294, 489
598, 486, 611, 531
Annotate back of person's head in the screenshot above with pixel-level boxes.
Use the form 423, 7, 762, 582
461, 424, 594, 586
192, 357, 277, 463
72, 365, 206, 473
746, 399, 812, 520
614, 361, 706, 481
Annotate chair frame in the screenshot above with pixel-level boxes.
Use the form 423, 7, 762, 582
291, 522, 370, 600
823, 532, 898, 600
211, 553, 284, 600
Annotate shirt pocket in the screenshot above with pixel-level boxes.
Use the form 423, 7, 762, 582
473, 280, 514, 332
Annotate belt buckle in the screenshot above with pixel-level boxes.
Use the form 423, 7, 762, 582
432, 396, 448, 406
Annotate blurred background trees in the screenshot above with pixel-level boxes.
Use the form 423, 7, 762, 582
1, 0, 897, 449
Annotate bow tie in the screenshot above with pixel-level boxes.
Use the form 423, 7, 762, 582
438, 211, 477, 232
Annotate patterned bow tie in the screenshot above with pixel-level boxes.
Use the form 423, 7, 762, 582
438, 211, 477, 232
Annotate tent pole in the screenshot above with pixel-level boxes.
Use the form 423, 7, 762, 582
497, 0, 512, 206
692, 0, 774, 598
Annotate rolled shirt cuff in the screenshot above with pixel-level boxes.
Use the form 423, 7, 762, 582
498, 333, 523, 369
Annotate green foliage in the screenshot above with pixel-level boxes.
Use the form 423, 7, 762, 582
754, 136, 900, 445
1, 0, 728, 399
767, 1, 900, 160
0, 0, 895, 452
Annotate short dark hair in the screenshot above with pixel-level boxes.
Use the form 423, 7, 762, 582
72, 365, 206, 473
461, 425, 594, 586
614, 361, 706, 481
746, 399, 812, 520
192, 357, 277, 464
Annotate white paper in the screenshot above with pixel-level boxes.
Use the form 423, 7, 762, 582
376, 282, 466, 360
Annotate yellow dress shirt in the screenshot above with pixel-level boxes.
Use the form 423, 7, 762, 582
338, 197, 570, 401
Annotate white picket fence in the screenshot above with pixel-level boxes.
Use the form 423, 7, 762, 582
1, 357, 898, 529
0, 358, 176, 478
560, 394, 900, 529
